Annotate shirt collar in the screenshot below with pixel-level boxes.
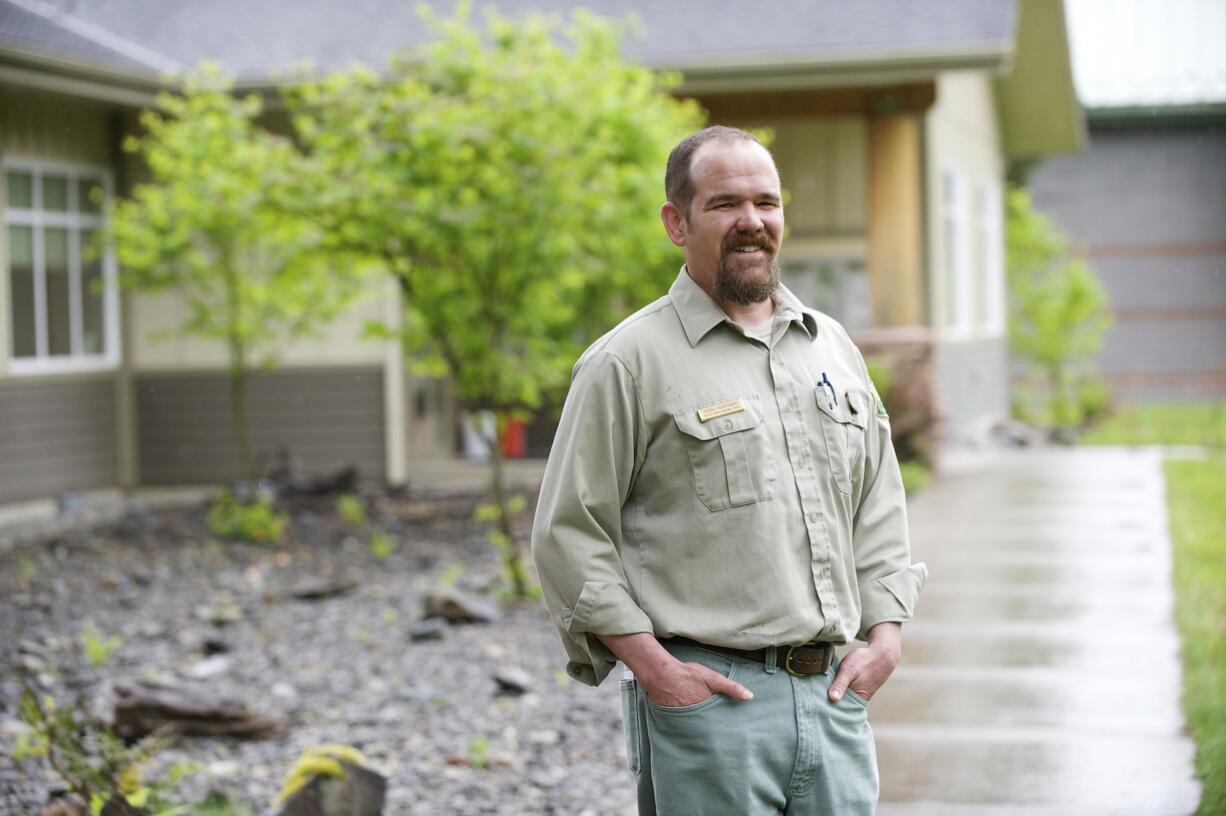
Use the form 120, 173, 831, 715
669, 266, 820, 348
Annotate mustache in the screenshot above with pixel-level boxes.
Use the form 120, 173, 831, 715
722, 231, 777, 254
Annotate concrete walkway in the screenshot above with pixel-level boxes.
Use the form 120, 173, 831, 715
874, 447, 1201, 815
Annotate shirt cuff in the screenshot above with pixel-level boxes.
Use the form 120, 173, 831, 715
857, 563, 928, 641
561, 580, 654, 686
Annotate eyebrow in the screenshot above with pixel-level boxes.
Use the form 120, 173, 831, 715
705, 191, 782, 207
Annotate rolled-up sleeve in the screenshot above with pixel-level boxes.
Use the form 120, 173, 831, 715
851, 367, 928, 642
531, 349, 654, 686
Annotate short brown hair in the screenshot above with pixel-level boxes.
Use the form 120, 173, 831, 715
665, 126, 775, 218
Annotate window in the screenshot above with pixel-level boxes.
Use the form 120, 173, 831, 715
3, 159, 118, 372
941, 170, 972, 335
975, 181, 1005, 335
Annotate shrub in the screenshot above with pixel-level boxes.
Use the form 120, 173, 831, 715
207, 491, 287, 544
1006, 185, 1112, 431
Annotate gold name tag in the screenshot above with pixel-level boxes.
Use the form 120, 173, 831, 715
697, 398, 746, 423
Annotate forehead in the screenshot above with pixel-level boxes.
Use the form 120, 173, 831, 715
689, 140, 780, 199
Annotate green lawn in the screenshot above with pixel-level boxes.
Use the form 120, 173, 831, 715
1080, 402, 1226, 447
1166, 458, 1226, 814
1084, 402, 1226, 813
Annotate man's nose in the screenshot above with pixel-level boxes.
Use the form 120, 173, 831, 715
735, 202, 764, 231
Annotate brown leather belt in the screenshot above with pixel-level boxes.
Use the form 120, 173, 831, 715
663, 636, 834, 676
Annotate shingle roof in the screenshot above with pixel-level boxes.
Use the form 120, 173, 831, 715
0, 0, 170, 76
2, 0, 1017, 85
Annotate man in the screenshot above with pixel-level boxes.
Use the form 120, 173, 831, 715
531, 126, 926, 815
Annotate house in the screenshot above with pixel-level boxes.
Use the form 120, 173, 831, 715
0, 0, 1081, 508
1028, 0, 1226, 402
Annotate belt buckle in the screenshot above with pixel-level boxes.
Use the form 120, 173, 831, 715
784, 643, 831, 676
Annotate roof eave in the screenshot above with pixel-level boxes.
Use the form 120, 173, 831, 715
655, 43, 1012, 95
0, 44, 161, 106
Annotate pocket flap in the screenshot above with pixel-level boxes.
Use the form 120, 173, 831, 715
673, 397, 761, 440
814, 386, 868, 429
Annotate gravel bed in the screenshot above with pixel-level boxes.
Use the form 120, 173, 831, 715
0, 494, 637, 816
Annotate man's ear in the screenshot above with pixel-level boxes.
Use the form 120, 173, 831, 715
660, 201, 687, 248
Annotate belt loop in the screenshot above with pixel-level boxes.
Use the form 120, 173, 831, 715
764, 645, 778, 675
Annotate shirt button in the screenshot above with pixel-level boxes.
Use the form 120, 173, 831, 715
808, 511, 819, 523
722, 419, 733, 430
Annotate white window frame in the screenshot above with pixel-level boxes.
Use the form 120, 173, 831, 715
977, 180, 1006, 336
3, 157, 121, 375
941, 169, 973, 337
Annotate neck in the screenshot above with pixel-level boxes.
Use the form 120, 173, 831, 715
722, 297, 775, 327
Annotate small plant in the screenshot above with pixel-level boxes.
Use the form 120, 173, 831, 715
898, 461, 933, 495
17, 551, 36, 580
207, 491, 287, 544
15, 682, 204, 816
368, 531, 393, 560
467, 735, 490, 769
336, 493, 367, 527
436, 563, 465, 590
475, 496, 540, 599
81, 622, 123, 667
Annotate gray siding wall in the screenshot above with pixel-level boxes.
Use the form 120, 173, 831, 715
935, 336, 1010, 438
0, 376, 117, 503
1029, 122, 1226, 400
136, 367, 385, 485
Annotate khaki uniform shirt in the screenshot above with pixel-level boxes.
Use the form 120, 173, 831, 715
531, 269, 927, 686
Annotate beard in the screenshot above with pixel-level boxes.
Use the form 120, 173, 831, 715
713, 231, 780, 305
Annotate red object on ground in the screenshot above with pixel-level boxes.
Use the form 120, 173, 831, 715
500, 416, 527, 458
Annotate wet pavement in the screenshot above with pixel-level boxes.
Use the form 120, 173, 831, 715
873, 447, 1202, 815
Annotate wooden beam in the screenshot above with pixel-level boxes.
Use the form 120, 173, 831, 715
694, 83, 935, 122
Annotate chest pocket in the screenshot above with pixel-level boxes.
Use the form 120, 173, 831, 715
673, 396, 774, 512
815, 387, 869, 495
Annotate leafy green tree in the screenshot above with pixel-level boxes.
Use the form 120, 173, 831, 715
288, 5, 704, 596
1006, 185, 1112, 431
109, 67, 361, 481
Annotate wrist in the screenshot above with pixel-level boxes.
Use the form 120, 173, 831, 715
866, 621, 902, 662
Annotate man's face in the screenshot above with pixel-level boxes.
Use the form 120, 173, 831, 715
662, 140, 784, 305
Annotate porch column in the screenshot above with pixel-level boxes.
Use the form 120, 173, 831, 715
867, 113, 924, 327
382, 279, 408, 488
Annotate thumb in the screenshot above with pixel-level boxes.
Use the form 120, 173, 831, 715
828, 663, 856, 702
703, 666, 754, 701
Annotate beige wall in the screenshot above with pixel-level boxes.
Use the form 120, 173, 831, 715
128, 288, 389, 371
924, 71, 1007, 340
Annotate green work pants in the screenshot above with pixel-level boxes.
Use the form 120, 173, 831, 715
619, 641, 879, 815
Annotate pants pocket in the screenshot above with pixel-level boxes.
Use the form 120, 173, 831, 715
620, 678, 642, 776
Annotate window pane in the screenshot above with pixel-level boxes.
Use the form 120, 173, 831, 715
43, 175, 69, 211
78, 177, 104, 214
44, 227, 71, 356
6, 171, 33, 208
8, 225, 36, 357
81, 229, 105, 355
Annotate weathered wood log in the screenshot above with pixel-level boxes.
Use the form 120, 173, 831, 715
105, 679, 282, 740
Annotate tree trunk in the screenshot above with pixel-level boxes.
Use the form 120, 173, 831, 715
488, 416, 530, 599
223, 250, 255, 482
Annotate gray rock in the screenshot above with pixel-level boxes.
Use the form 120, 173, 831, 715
493, 666, 533, 695
195, 603, 243, 626
422, 589, 500, 624
276, 760, 386, 816
409, 617, 449, 641
183, 656, 232, 680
